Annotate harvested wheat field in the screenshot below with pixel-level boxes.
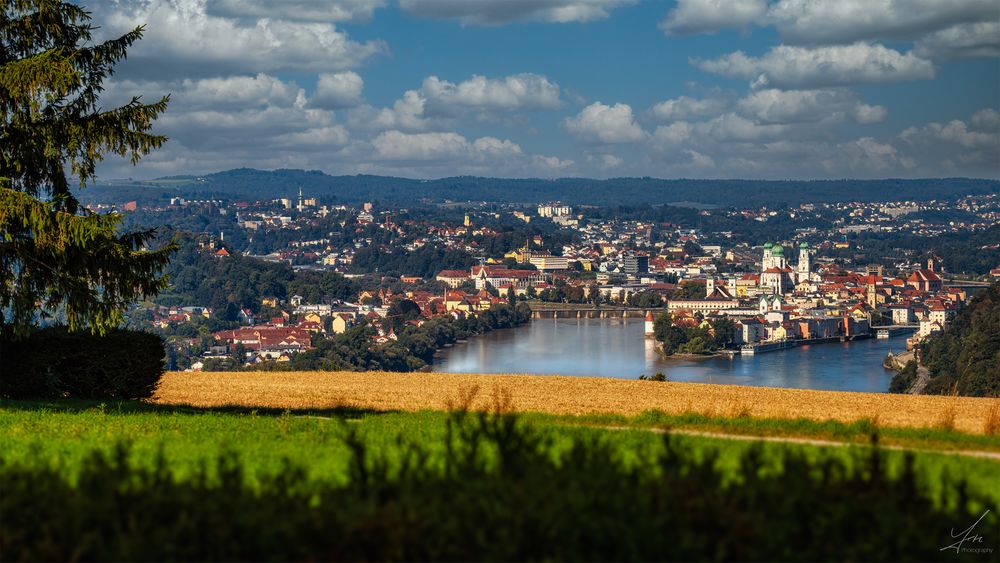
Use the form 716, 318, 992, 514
155, 371, 1000, 434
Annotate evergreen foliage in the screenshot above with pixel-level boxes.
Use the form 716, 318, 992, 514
919, 283, 1000, 397
0, 0, 173, 336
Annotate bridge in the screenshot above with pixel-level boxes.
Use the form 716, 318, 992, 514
526, 304, 663, 319
872, 325, 919, 338
943, 279, 992, 290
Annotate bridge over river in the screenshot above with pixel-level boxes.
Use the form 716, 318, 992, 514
526, 304, 661, 319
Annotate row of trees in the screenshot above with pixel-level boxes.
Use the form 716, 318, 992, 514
158, 234, 357, 311
653, 313, 737, 355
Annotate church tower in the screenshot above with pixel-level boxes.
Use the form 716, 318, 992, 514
797, 242, 811, 282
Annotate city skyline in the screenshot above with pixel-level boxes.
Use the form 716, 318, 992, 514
91, 0, 999, 181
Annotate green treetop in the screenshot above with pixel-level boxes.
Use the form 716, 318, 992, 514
1, 0, 174, 337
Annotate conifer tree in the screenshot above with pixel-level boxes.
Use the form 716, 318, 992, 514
1, 0, 174, 337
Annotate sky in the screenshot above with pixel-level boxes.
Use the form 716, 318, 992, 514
91, 0, 1000, 180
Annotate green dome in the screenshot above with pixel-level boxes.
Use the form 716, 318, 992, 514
763, 242, 774, 248
799, 242, 810, 249
771, 245, 784, 255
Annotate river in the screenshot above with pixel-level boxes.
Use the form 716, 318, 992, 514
432, 318, 903, 393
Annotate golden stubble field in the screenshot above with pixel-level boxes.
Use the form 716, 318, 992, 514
154, 371, 1000, 434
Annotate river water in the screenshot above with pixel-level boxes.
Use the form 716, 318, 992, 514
432, 318, 902, 393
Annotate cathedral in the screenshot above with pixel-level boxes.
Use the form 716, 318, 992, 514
760, 242, 813, 295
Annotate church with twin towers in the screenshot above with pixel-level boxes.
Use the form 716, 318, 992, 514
760, 242, 813, 295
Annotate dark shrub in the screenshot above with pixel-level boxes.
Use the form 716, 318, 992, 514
0, 327, 165, 399
888, 360, 918, 393
0, 411, 994, 561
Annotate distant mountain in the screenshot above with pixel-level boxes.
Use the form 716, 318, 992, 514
86, 168, 1000, 208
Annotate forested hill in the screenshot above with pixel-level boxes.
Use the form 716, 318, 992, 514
87, 169, 1000, 208
920, 282, 1000, 397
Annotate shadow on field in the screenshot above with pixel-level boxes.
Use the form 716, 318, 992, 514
0, 398, 393, 419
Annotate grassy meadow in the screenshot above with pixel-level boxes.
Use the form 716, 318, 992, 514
2, 398, 999, 503
4, 373, 1000, 560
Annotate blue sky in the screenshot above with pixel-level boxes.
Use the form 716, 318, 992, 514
93, 0, 1000, 180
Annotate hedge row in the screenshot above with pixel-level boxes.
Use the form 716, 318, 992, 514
1, 412, 992, 561
0, 326, 165, 399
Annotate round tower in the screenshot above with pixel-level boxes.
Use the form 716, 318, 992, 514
644, 311, 655, 337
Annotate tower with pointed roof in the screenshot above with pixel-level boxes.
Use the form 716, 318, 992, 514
797, 242, 811, 283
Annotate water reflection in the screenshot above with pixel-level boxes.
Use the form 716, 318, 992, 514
433, 318, 899, 393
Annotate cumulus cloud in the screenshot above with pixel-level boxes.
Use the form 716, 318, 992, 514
694, 43, 936, 89
311, 72, 365, 109
95, 0, 387, 78
637, 107, 998, 179
659, 0, 767, 35
346, 73, 562, 131
397, 0, 635, 24
346, 91, 432, 131
914, 21, 1000, 60
766, 0, 998, 46
661, 0, 998, 57
359, 130, 572, 177
207, 0, 387, 23
371, 131, 477, 161
900, 110, 1000, 156
564, 102, 646, 143
737, 88, 886, 124
652, 122, 695, 146
651, 94, 729, 120
421, 74, 561, 114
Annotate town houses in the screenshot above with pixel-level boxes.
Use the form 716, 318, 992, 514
124, 188, 994, 369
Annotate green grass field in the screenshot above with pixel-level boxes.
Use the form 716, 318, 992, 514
2, 399, 998, 506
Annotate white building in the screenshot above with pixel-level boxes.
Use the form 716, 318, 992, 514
538, 203, 572, 218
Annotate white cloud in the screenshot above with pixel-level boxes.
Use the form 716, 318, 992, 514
737, 88, 886, 124
694, 43, 935, 89
533, 155, 575, 171
312, 72, 365, 109
914, 21, 1000, 60
397, 0, 636, 24
659, 0, 767, 35
272, 125, 351, 149
837, 137, 914, 172
371, 131, 474, 161
207, 0, 387, 22
473, 136, 525, 157
685, 149, 716, 169
97, 0, 387, 78
345, 73, 562, 132
698, 113, 790, 142
901, 113, 1000, 153
766, 0, 998, 46
346, 91, 432, 131
421, 74, 561, 114
971, 108, 1000, 130
660, 0, 998, 58
600, 154, 624, 168
652, 122, 695, 145
852, 103, 888, 125
564, 102, 647, 143
651, 94, 729, 120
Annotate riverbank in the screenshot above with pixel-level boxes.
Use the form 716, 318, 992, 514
154, 371, 1000, 434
